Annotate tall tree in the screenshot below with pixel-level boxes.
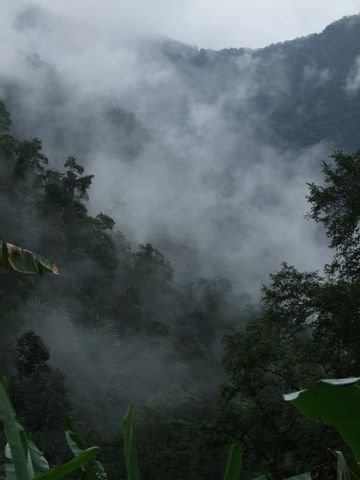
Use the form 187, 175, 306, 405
9, 331, 71, 465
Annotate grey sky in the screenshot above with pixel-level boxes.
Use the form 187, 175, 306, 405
10, 0, 360, 49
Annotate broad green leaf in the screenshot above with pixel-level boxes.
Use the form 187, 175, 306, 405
65, 418, 86, 457
0, 376, 33, 480
65, 417, 107, 480
5, 439, 47, 480
223, 444, 242, 480
34, 447, 99, 480
122, 404, 140, 480
284, 377, 360, 461
0, 241, 59, 275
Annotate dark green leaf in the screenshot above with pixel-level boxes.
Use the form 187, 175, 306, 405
122, 404, 140, 480
223, 444, 242, 480
0, 376, 33, 480
65, 417, 107, 480
34, 447, 99, 480
285, 378, 360, 461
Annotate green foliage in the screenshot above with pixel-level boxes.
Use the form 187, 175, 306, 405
307, 151, 360, 249
133, 404, 224, 480
14, 139, 48, 180
15, 332, 50, 377
307, 150, 360, 279
219, 305, 336, 476
39, 157, 93, 221
1, 376, 246, 480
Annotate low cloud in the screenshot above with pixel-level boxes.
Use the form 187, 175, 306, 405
0, 3, 334, 298
24, 309, 223, 429
346, 55, 360, 93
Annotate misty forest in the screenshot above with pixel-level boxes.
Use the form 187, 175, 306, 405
2, 6, 360, 480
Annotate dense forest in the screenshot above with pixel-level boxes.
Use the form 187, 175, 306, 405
1, 95, 360, 478
160, 14, 360, 151
2, 13, 360, 299
1, 11, 360, 480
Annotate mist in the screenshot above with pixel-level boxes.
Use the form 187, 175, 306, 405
26, 310, 214, 428
1, 2, 334, 294
1, 1, 347, 422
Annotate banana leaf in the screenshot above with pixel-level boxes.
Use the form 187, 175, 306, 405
65, 417, 107, 480
1, 376, 97, 480
5, 440, 49, 480
0, 241, 59, 275
34, 448, 99, 480
28, 441, 49, 475
122, 404, 140, 480
284, 377, 360, 462
0, 377, 34, 480
223, 444, 243, 480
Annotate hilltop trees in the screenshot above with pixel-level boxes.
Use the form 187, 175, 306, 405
3, 89, 360, 479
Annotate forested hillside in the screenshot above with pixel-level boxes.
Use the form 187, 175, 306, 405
159, 14, 360, 151
1, 11, 360, 480
0, 97, 251, 476
2, 15, 360, 294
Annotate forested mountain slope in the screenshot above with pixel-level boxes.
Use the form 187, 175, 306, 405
1, 12, 360, 480
159, 14, 360, 150
3, 14, 359, 291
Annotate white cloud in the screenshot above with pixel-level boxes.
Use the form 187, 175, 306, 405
346, 55, 360, 93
